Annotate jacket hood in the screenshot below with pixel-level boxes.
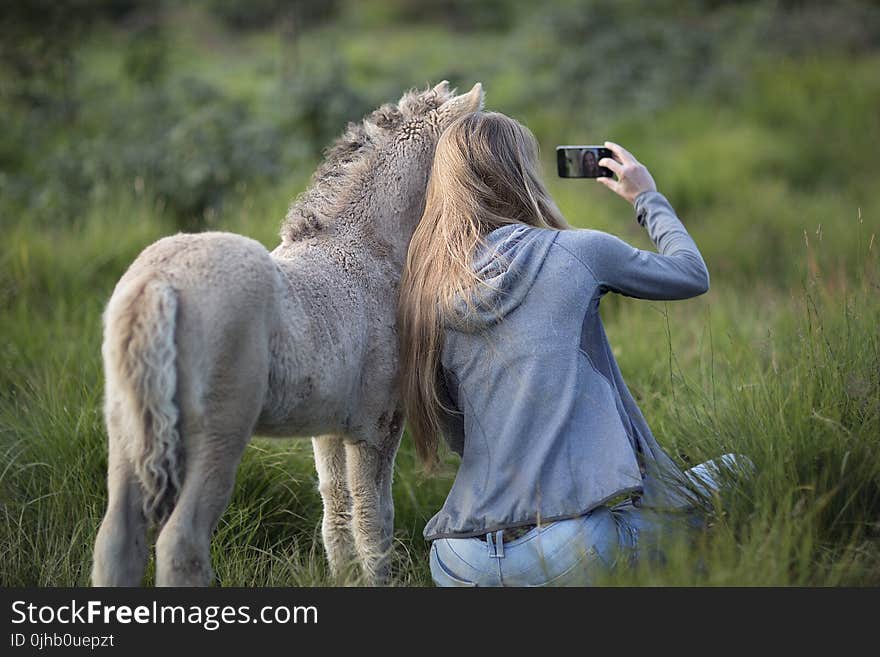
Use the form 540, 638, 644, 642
446, 223, 556, 332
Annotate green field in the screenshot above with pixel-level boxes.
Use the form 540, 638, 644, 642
1, 2, 879, 586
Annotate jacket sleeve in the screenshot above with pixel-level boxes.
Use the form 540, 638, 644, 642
436, 366, 465, 457
569, 191, 710, 300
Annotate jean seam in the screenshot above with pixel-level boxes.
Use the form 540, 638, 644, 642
432, 544, 478, 587
532, 545, 601, 587
444, 540, 494, 575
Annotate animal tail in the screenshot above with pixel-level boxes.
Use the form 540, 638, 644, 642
102, 275, 183, 527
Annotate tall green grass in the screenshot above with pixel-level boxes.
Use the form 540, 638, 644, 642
1, 190, 876, 585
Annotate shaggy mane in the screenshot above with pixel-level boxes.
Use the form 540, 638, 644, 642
280, 85, 449, 243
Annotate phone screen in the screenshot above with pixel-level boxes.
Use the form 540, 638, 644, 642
556, 146, 614, 179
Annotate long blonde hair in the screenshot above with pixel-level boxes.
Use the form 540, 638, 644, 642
397, 111, 570, 469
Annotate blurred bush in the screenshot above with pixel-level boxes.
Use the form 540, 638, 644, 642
508, 0, 879, 127
1, 0, 878, 237
203, 0, 339, 31
349, 0, 527, 31
278, 57, 373, 158
44, 79, 284, 230
0, 2, 384, 231
0, 0, 154, 116
122, 16, 169, 86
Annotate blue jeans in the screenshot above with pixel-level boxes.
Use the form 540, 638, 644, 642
429, 454, 750, 587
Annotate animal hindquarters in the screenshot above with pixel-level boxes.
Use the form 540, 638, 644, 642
93, 232, 280, 586
93, 276, 180, 586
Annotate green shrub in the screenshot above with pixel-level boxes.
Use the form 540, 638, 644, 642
13, 78, 283, 230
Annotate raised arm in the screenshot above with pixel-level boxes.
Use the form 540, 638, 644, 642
582, 141, 709, 299
572, 192, 710, 299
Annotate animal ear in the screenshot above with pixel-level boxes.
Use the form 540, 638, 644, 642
461, 82, 484, 112
431, 80, 451, 102
436, 82, 484, 123
398, 81, 449, 117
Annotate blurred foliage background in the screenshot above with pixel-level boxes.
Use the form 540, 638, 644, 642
2, 0, 879, 258
1, 1, 879, 585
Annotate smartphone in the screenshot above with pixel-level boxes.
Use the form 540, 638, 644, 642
556, 145, 614, 179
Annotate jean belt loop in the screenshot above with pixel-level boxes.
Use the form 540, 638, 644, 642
487, 530, 505, 559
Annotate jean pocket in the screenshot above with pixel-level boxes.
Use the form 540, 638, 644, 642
430, 543, 478, 587
537, 544, 604, 587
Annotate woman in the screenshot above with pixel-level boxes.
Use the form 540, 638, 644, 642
582, 148, 600, 177
397, 111, 742, 587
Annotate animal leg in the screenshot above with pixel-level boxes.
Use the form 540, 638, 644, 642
377, 411, 404, 578
312, 434, 357, 580
345, 440, 397, 585
91, 428, 149, 586
378, 446, 397, 565
154, 432, 248, 586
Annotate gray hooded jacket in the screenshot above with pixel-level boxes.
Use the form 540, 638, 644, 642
424, 190, 709, 540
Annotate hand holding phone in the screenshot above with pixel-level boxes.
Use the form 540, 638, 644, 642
594, 141, 657, 206
558, 141, 657, 206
